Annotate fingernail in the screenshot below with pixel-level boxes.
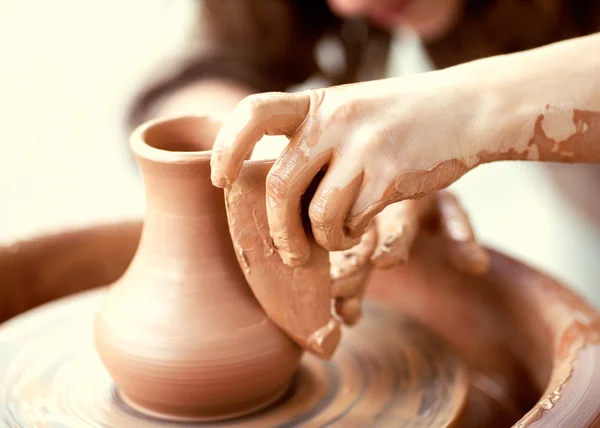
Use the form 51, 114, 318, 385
211, 173, 230, 188
279, 250, 307, 267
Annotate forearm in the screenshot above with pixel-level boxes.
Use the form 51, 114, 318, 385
459, 33, 600, 166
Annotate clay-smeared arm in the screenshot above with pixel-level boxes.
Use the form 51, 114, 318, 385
211, 32, 600, 267
462, 33, 600, 165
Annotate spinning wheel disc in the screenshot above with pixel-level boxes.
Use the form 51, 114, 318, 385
0, 288, 468, 427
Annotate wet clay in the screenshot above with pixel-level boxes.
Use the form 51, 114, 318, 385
93, 116, 304, 421
224, 160, 377, 357
224, 160, 341, 359
2, 222, 600, 426
347, 107, 600, 236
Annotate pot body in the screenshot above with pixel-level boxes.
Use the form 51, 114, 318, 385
94, 116, 302, 421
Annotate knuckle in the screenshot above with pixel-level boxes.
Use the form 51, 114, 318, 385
238, 94, 265, 116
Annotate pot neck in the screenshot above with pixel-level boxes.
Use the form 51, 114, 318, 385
130, 115, 238, 266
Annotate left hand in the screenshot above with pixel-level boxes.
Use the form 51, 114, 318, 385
371, 191, 489, 274
329, 190, 488, 326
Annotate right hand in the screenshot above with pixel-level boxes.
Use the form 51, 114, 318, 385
211, 74, 479, 266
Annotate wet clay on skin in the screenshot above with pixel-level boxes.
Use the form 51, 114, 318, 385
211, 34, 600, 262
225, 161, 378, 357
346, 106, 600, 235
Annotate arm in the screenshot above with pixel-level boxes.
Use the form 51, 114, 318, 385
459, 32, 600, 166
210, 32, 600, 265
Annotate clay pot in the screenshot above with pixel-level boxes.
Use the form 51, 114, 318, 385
93, 116, 303, 421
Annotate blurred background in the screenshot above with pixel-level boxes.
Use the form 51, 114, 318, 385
1, 0, 599, 306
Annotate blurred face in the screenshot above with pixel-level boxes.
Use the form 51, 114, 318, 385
327, 0, 464, 40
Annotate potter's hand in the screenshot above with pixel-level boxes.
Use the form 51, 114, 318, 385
330, 222, 378, 326
211, 75, 477, 266
372, 191, 489, 275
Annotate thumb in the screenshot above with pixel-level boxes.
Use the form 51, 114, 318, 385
210, 91, 311, 187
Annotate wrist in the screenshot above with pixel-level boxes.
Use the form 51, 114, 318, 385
438, 55, 529, 168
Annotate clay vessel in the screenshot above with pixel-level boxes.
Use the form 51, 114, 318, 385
93, 116, 303, 421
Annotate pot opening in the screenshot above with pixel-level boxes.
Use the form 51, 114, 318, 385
142, 116, 221, 153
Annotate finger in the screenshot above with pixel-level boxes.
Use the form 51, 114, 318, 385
345, 199, 388, 240
435, 191, 489, 274
309, 164, 364, 251
335, 297, 362, 326
210, 91, 313, 187
266, 134, 331, 267
371, 200, 422, 268
330, 221, 377, 298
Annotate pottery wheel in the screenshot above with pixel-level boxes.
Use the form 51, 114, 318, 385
0, 288, 468, 427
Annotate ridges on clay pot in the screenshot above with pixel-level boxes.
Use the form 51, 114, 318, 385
93, 116, 303, 422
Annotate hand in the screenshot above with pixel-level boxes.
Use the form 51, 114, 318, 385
372, 191, 489, 275
211, 74, 478, 266
329, 221, 378, 326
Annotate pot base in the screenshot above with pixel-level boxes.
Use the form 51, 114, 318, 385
118, 382, 291, 423
0, 287, 469, 427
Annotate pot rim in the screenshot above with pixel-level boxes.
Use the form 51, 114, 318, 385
130, 114, 278, 168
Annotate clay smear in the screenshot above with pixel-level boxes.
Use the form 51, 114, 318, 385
370, 191, 488, 274
226, 159, 378, 358
348, 107, 600, 237
225, 160, 341, 359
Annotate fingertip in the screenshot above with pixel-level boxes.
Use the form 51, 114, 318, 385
335, 297, 362, 326
210, 173, 231, 188
318, 233, 361, 253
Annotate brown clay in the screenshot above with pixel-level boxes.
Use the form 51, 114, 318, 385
2, 221, 600, 426
224, 160, 342, 359
224, 158, 378, 357
93, 116, 305, 421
